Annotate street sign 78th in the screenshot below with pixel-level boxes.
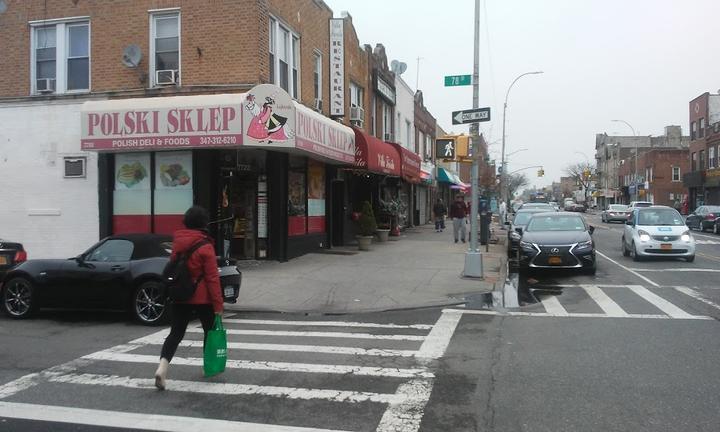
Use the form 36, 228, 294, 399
444, 75, 472, 87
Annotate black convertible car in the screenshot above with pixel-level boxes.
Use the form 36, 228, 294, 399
0, 239, 27, 280
0, 234, 241, 325
517, 212, 597, 275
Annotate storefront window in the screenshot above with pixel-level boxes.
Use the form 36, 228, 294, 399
288, 155, 307, 236
114, 153, 152, 233
307, 159, 326, 233
154, 151, 193, 234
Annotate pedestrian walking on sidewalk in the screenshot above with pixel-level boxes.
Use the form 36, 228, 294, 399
433, 199, 447, 232
449, 194, 468, 243
499, 201, 507, 226
155, 206, 224, 390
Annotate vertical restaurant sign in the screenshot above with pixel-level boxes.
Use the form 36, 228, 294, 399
329, 18, 345, 117
81, 95, 243, 151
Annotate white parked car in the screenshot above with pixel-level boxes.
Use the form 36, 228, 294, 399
622, 206, 694, 262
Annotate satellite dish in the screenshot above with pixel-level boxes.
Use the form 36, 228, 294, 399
397, 62, 407, 75
121, 45, 142, 68
390, 60, 408, 75
390, 60, 400, 73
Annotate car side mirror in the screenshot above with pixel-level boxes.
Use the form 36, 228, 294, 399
626, 220, 634, 226
515, 227, 523, 234
74, 254, 85, 263
504, 221, 511, 226
588, 226, 595, 235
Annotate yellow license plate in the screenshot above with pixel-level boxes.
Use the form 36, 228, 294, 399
660, 244, 672, 250
548, 256, 562, 265
0, 256, 6, 265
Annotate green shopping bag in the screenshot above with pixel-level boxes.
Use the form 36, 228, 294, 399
203, 314, 227, 377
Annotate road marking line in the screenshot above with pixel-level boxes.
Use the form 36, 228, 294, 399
0, 342, 143, 400
48, 372, 405, 404
132, 336, 419, 357
626, 285, 697, 319
441, 309, 712, 320
83, 352, 434, 379
627, 268, 720, 273
596, 250, 660, 287
185, 328, 425, 341
415, 309, 462, 361
376, 379, 434, 432
221, 319, 433, 330
697, 252, 720, 263
581, 285, 629, 317
674, 286, 720, 312
0, 401, 350, 432
540, 295, 569, 316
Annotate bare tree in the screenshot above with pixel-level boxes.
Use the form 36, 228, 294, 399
507, 173, 530, 200
564, 161, 594, 204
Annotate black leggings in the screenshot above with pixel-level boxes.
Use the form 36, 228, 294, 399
160, 303, 215, 362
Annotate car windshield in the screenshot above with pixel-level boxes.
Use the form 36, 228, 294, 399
526, 215, 586, 232
705, 206, 720, 213
513, 211, 544, 225
637, 208, 684, 226
609, 205, 628, 211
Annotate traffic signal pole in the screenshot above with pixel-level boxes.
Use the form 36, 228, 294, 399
463, 0, 483, 278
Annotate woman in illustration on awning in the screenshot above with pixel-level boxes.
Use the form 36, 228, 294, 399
244, 94, 291, 142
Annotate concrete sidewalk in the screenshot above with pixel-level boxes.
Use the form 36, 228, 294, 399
228, 223, 508, 314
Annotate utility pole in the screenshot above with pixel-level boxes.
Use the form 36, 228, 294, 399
463, 0, 483, 278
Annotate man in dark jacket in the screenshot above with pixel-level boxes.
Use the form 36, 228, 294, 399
155, 206, 224, 390
449, 194, 469, 243
433, 199, 447, 232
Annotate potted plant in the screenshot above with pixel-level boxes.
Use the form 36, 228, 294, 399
376, 221, 391, 242
356, 201, 377, 251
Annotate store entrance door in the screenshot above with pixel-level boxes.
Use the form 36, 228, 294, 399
219, 174, 258, 260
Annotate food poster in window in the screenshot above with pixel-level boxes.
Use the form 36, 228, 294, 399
154, 151, 193, 234
307, 160, 326, 233
288, 170, 307, 237
243, 84, 295, 146
113, 153, 151, 234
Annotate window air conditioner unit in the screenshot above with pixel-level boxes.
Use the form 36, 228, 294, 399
384, 133, 393, 142
350, 105, 364, 122
350, 119, 364, 128
314, 98, 323, 112
36, 78, 56, 93
156, 69, 178, 85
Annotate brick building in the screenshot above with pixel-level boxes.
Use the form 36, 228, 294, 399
0, 0, 431, 260
684, 92, 720, 209
618, 149, 689, 208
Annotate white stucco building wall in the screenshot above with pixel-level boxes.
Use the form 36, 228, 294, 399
394, 75, 416, 151
0, 100, 99, 258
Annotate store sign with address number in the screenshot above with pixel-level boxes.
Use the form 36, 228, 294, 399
81, 94, 244, 151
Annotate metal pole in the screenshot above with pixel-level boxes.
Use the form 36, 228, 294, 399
463, 0, 483, 278
611, 120, 637, 200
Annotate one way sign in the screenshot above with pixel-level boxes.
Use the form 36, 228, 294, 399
452, 107, 491, 125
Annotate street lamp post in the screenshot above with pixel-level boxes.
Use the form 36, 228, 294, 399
611, 119, 638, 201
501, 71, 543, 207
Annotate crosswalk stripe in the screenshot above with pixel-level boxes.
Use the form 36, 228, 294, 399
222, 319, 433, 330
626, 285, 697, 319
581, 285, 629, 317
376, 379, 434, 432
186, 328, 426, 341
0, 401, 350, 432
83, 352, 434, 378
540, 295, 569, 316
49, 373, 406, 404
415, 310, 462, 361
674, 286, 720, 311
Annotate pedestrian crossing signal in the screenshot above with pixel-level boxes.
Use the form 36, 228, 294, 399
435, 138, 455, 160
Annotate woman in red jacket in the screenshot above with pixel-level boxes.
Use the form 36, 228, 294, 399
155, 206, 224, 390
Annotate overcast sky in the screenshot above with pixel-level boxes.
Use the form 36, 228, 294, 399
324, 0, 720, 190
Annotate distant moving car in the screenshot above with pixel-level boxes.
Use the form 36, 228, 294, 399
0, 234, 242, 325
519, 202, 555, 211
517, 212, 597, 275
627, 201, 653, 213
622, 206, 694, 262
507, 209, 551, 258
685, 205, 720, 232
549, 201, 560, 211
0, 239, 27, 280
601, 204, 630, 223
564, 202, 586, 212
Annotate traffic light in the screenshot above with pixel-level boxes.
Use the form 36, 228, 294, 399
456, 135, 470, 159
537, 168, 545, 177
435, 138, 455, 160
583, 169, 591, 179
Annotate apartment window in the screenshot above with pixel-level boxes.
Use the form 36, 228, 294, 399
692, 152, 697, 171
383, 103, 392, 140
31, 20, 90, 94
672, 166, 681, 182
371, 95, 376, 134
313, 51, 322, 102
269, 17, 300, 98
700, 150, 705, 169
406, 121, 412, 150
699, 118, 706, 139
418, 131, 424, 155
691, 122, 697, 140
349, 83, 363, 108
710, 146, 716, 169
426, 135, 432, 159
64, 157, 86, 178
151, 13, 180, 86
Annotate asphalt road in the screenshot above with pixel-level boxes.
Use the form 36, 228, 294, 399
1, 217, 719, 431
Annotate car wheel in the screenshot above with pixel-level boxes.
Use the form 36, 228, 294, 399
133, 281, 169, 326
622, 237, 630, 257
2, 276, 37, 319
632, 242, 642, 262
686, 255, 695, 263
